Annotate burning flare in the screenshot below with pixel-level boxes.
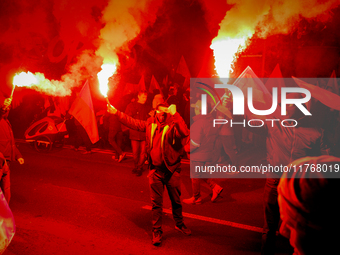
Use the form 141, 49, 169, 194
209, 0, 340, 79
12, 71, 72, 96
13, 71, 38, 87
210, 37, 249, 78
97, 63, 117, 98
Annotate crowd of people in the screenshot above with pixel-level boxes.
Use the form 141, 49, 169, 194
105, 80, 340, 252
1, 76, 340, 253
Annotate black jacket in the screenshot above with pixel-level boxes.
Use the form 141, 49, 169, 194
125, 102, 150, 141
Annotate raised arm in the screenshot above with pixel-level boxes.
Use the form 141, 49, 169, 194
107, 104, 147, 132
172, 112, 190, 138
0, 98, 12, 119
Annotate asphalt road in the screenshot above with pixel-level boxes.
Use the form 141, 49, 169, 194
4, 142, 292, 255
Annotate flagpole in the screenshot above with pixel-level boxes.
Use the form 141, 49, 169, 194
105, 97, 111, 106
10, 85, 15, 98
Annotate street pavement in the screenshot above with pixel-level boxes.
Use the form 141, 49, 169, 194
4, 142, 292, 255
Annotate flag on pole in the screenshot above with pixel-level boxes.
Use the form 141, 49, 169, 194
326, 70, 339, 95
233, 66, 276, 119
234, 66, 271, 104
293, 77, 340, 111
235, 66, 272, 102
176, 56, 191, 88
265, 64, 285, 94
138, 75, 146, 91
149, 75, 163, 96
196, 65, 208, 78
196, 50, 215, 78
69, 80, 99, 144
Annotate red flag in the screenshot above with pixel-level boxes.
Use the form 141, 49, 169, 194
265, 64, 285, 93
196, 50, 215, 78
69, 81, 99, 144
176, 56, 191, 88
326, 70, 339, 95
233, 66, 276, 119
234, 67, 271, 104
267, 64, 283, 79
293, 77, 340, 111
235, 67, 272, 102
0, 177, 15, 254
138, 75, 146, 91
196, 65, 209, 78
196, 54, 214, 78
149, 75, 163, 96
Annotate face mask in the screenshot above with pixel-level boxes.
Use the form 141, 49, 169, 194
156, 112, 167, 123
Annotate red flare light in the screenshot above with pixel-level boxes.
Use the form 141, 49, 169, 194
97, 63, 117, 98
12, 71, 72, 97
210, 37, 249, 78
13, 71, 38, 87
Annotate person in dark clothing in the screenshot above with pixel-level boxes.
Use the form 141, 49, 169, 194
259, 107, 326, 255
166, 85, 180, 106
107, 102, 191, 246
152, 94, 164, 110
278, 155, 340, 255
125, 90, 150, 175
0, 97, 24, 203
166, 85, 183, 117
73, 118, 93, 154
183, 100, 223, 204
215, 93, 239, 169
65, 113, 78, 148
108, 114, 124, 162
260, 119, 296, 255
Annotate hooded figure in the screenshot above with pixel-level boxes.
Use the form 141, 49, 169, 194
107, 102, 191, 246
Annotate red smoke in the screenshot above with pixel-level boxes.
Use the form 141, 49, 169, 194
0, 0, 164, 97
1, 0, 340, 97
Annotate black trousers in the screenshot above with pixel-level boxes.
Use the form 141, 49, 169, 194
149, 168, 183, 232
261, 178, 280, 255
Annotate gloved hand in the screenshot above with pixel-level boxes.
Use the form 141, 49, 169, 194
168, 104, 176, 115
2, 98, 12, 110
107, 104, 117, 114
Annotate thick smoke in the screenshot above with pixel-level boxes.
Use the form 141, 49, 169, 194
259, 0, 340, 37
0, 0, 163, 97
200, 0, 340, 40
96, 0, 163, 64
193, 0, 230, 38
54, 0, 164, 96
5, 0, 338, 96
198, 0, 340, 78
0, 1, 54, 60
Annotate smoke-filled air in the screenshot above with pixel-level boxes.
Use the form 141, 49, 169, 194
1, 0, 340, 94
